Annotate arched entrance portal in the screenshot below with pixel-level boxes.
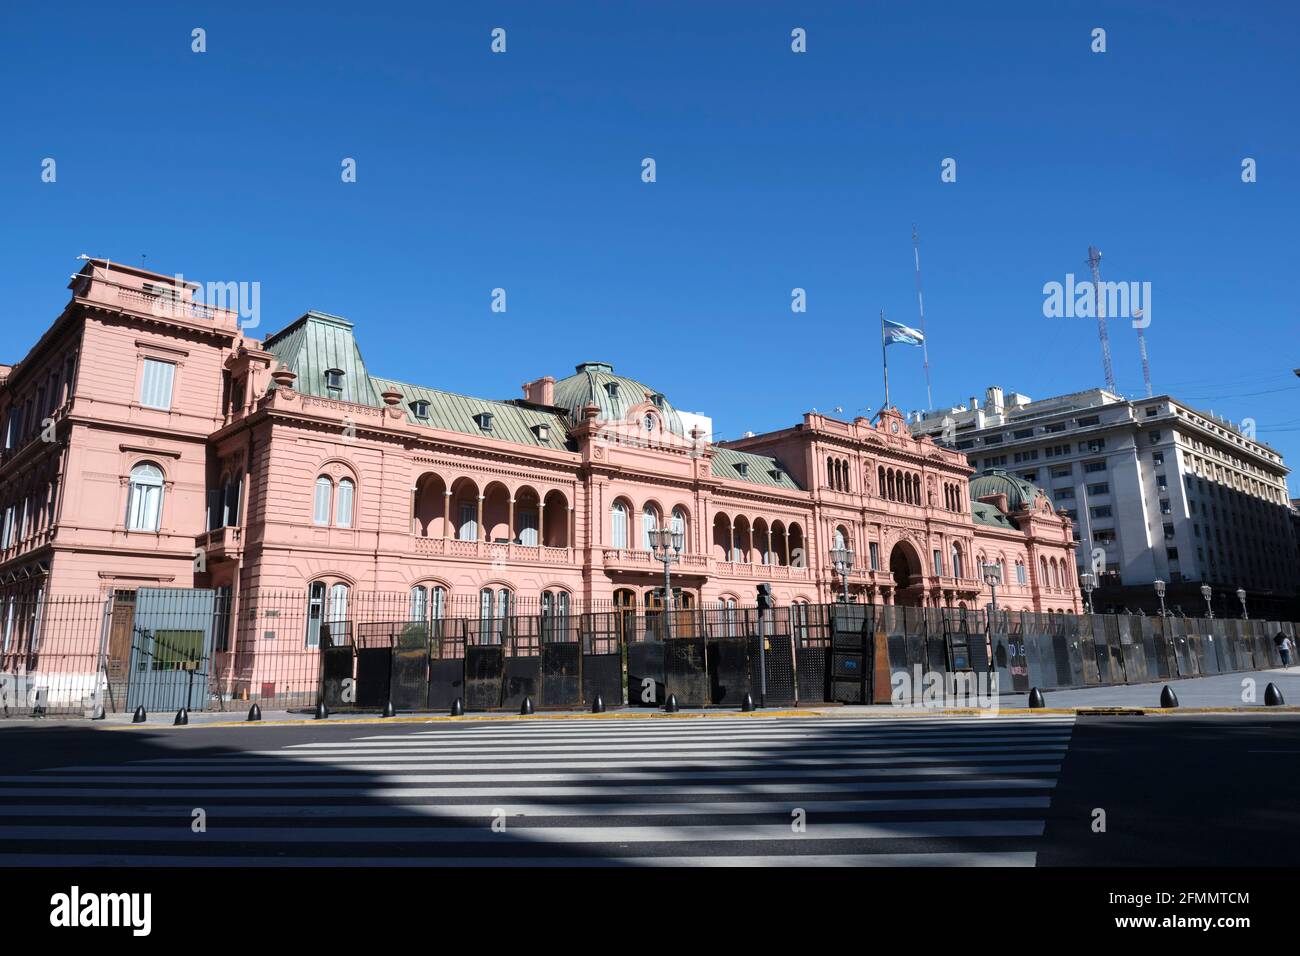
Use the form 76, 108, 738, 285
888, 541, 924, 607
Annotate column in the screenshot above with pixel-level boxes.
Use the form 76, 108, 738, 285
443, 490, 453, 540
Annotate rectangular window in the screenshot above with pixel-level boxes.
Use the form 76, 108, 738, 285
139, 358, 176, 410
1076, 415, 1100, 427
459, 502, 477, 541
869, 542, 880, 570
1051, 467, 1071, 479
1016, 564, 1027, 585
518, 511, 538, 546
1091, 506, 1112, 519
312, 479, 332, 526
1084, 460, 1107, 473
1013, 429, 1034, 439
1045, 422, 1066, 433
1086, 482, 1110, 495
933, 550, 944, 576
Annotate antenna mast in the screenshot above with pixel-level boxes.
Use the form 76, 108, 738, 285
1087, 245, 1117, 393
912, 225, 933, 409
1136, 322, 1152, 397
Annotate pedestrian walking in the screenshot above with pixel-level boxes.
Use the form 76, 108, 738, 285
1276, 631, 1292, 669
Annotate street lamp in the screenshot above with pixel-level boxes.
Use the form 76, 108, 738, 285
1236, 588, 1248, 620
830, 546, 856, 603
1153, 579, 1167, 618
981, 562, 1002, 625
649, 523, 684, 636
1200, 583, 1214, 620
1080, 571, 1096, 614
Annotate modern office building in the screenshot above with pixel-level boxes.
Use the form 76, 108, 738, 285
912, 386, 1300, 617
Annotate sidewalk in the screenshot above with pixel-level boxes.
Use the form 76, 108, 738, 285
5, 668, 1298, 728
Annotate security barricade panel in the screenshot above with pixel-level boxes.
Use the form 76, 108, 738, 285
1021, 614, 1056, 690
750, 634, 796, 706
1079, 616, 1102, 685
1219, 620, 1241, 673
1148, 617, 1173, 680
464, 618, 506, 710
353, 624, 394, 708
1186, 621, 1211, 675
1115, 614, 1144, 683
580, 613, 623, 707
665, 637, 708, 707
707, 638, 751, 706
627, 640, 665, 706
1060, 617, 1086, 687
826, 604, 866, 703
1265, 622, 1286, 668
320, 622, 355, 709
388, 623, 429, 712
502, 619, 542, 711
990, 632, 1013, 695
1091, 616, 1112, 684
1168, 618, 1192, 678
427, 619, 466, 711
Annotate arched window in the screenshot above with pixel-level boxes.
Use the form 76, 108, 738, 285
335, 478, 355, 528
671, 508, 687, 551
126, 462, 164, 532
313, 476, 332, 526
951, 543, 963, 579
306, 580, 350, 647
833, 527, 847, 551
642, 504, 659, 551
610, 501, 628, 549
221, 472, 241, 527
827, 457, 835, 488
1040, 556, 1050, 587
878, 467, 886, 498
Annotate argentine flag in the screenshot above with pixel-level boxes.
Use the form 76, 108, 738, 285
882, 318, 925, 347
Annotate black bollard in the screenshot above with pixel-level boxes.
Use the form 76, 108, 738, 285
1160, 685, 1179, 708
1264, 682, 1286, 707
382, 700, 396, 718
450, 697, 464, 717
174, 707, 189, 726
741, 692, 756, 712
247, 703, 262, 722
520, 696, 534, 716
132, 705, 147, 724
591, 693, 605, 714
314, 701, 329, 720
664, 693, 679, 713
1028, 687, 1046, 709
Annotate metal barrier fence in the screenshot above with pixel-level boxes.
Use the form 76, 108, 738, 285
0, 586, 1294, 716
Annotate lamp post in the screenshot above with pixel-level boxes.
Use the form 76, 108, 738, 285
830, 546, 855, 603
649, 523, 684, 637
1080, 571, 1096, 614
1200, 583, 1214, 620
1153, 579, 1167, 618
981, 562, 1002, 625
1236, 588, 1248, 620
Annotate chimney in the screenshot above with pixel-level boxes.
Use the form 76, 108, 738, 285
522, 376, 555, 406
969, 395, 979, 412
985, 386, 1005, 414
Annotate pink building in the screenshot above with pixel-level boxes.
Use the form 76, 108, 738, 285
0, 260, 1081, 701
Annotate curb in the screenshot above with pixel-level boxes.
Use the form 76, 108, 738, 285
95, 703, 1300, 729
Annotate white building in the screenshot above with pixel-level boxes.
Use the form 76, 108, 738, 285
911, 386, 1300, 617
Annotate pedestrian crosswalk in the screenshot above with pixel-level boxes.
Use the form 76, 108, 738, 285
0, 715, 1075, 866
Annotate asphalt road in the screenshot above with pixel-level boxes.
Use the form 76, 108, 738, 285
0, 712, 1296, 866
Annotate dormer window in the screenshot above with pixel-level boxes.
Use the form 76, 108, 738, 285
475, 412, 494, 431
650, 393, 665, 409
532, 423, 550, 442
604, 382, 620, 399
324, 369, 344, 393
735, 462, 749, 477
410, 400, 430, 420
768, 468, 782, 481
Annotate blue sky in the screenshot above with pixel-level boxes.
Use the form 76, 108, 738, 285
3, 1, 1298, 489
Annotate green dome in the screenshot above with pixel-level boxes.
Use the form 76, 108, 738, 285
553, 362, 686, 436
969, 469, 1050, 513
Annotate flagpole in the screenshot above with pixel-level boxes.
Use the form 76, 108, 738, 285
880, 309, 890, 411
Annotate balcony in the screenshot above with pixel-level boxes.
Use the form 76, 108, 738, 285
195, 525, 243, 561
714, 560, 809, 581
603, 548, 710, 574
413, 536, 572, 565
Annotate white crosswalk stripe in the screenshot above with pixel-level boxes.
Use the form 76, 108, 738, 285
0, 715, 1074, 866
